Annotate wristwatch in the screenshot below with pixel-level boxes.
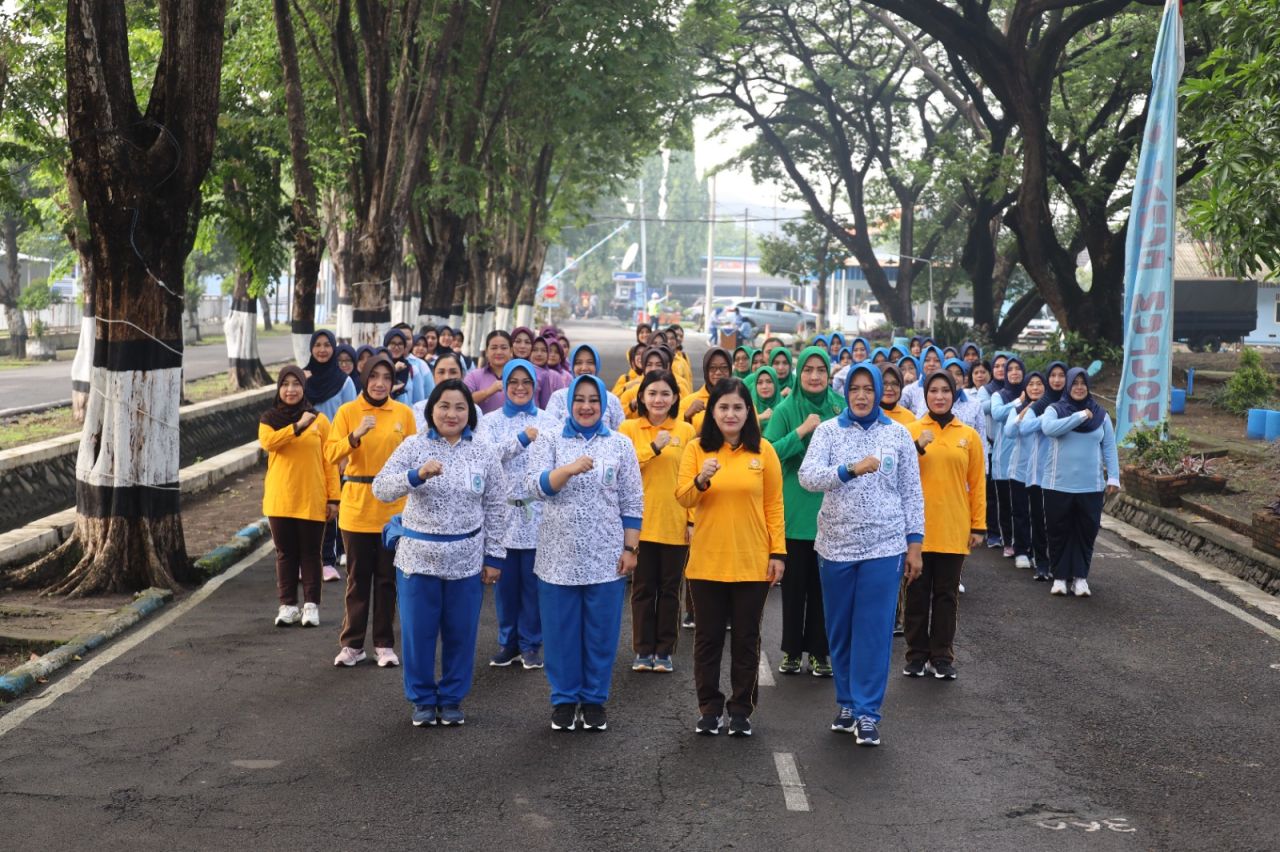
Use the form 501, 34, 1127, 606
623, 545, 639, 555
845, 461, 859, 478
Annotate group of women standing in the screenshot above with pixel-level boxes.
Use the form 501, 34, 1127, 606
258, 321, 1119, 744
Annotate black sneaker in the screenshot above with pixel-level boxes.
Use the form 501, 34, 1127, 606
932, 660, 958, 680
1033, 570, 1050, 582
854, 716, 880, 746
695, 714, 722, 735
831, 706, 855, 733
681, 614, 695, 630
893, 622, 905, 637
727, 715, 752, 737
809, 655, 833, 678
579, 703, 607, 731
550, 703, 577, 731
777, 653, 802, 675
902, 660, 928, 678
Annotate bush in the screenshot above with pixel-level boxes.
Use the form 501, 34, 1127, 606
1213, 347, 1275, 415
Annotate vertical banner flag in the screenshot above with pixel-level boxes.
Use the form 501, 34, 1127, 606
1117, 0, 1184, 443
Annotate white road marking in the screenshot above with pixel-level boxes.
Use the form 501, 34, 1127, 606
231, 759, 282, 770
757, 651, 776, 686
773, 751, 810, 812
1134, 559, 1280, 642
0, 539, 275, 739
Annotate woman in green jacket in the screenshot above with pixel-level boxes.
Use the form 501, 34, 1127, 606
762, 346, 845, 676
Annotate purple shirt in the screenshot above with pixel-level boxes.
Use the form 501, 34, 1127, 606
464, 366, 506, 413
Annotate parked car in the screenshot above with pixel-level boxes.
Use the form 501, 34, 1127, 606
718, 297, 818, 338
1018, 314, 1061, 347
685, 297, 735, 326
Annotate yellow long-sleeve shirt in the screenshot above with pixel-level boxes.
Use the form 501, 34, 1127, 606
907, 414, 986, 554
676, 437, 785, 582
618, 416, 696, 545
672, 351, 694, 390
679, 385, 710, 433
259, 415, 341, 522
613, 369, 640, 398
883, 405, 917, 427
325, 396, 418, 533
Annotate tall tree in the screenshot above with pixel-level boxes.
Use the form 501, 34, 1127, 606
12, 0, 228, 595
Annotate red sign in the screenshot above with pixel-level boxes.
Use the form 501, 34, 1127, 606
543, 282, 558, 300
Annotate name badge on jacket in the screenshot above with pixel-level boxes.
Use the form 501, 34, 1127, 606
878, 448, 897, 477
470, 471, 485, 494
601, 463, 618, 487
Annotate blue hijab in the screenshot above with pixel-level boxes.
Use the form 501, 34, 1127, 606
940, 358, 970, 402
850, 337, 871, 361
869, 346, 890, 364
562, 374, 610, 439
569, 343, 602, 376
960, 341, 982, 362
501, 359, 538, 417
917, 345, 945, 386
837, 363, 891, 429
1050, 367, 1106, 434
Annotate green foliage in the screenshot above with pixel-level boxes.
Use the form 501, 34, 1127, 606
16, 277, 59, 313
928, 318, 976, 350
1045, 331, 1121, 368
1212, 347, 1276, 415
1125, 423, 1191, 472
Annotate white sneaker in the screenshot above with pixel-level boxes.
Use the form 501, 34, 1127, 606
958, 582, 966, 594
1014, 555, 1031, 570
334, 646, 366, 667
1050, 580, 1068, 596
1071, 578, 1092, 597
338, 553, 347, 567
322, 564, 341, 582
301, 602, 320, 627
274, 605, 301, 626
375, 647, 400, 668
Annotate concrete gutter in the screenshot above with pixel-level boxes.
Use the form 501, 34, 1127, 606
0, 516, 270, 702
0, 440, 264, 571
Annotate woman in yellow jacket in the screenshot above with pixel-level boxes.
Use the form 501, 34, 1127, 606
619, 370, 696, 673
904, 371, 986, 680
618, 346, 691, 418
260, 366, 341, 628
676, 377, 785, 737
325, 353, 418, 668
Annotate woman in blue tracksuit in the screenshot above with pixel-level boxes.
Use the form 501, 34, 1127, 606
304, 330, 358, 582
371, 379, 508, 727
1039, 368, 1120, 598
798, 363, 924, 747
1016, 361, 1067, 579
976, 356, 1005, 548
476, 359, 556, 670
1003, 370, 1044, 571
527, 374, 644, 732
989, 356, 1026, 560
544, 344, 626, 428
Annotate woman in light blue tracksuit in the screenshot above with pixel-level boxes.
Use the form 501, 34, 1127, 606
1016, 362, 1067, 580
1039, 368, 1120, 598
1003, 370, 1044, 571
798, 363, 924, 747
989, 356, 1026, 560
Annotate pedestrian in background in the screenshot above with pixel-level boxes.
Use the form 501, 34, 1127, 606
326, 353, 418, 668
372, 379, 507, 728
476, 359, 555, 670
677, 378, 785, 737
904, 371, 985, 680
260, 366, 340, 628
798, 363, 924, 747
527, 374, 643, 732
620, 370, 695, 674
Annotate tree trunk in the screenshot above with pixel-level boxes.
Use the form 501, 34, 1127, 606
225, 268, 271, 388
67, 171, 95, 421
331, 223, 355, 342
1, 216, 26, 360
9, 0, 229, 596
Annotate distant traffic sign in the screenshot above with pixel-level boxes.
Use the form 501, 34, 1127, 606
543, 282, 558, 300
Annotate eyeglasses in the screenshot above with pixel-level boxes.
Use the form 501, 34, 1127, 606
707, 364, 730, 376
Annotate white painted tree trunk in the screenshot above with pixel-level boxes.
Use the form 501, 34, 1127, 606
494, 305, 513, 332
225, 308, 259, 368
514, 304, 534, 329
291, 333, 311, 366
70, 313, 95, 422
463, 309, 482, 358
337, 299, 354, 341
391, 297, 416, 327
351, 322, 383, 346
448, 311, 463, 332
77, 366, 182, 494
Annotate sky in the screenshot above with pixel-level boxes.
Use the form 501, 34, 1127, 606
692, 115, 810, 237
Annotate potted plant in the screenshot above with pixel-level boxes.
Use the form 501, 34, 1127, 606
1120, 424, 1226, 507
1251, 498, 1280, 558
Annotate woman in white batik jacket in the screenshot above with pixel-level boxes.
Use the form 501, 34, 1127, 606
798, 363, 924, 749
475, 359, 557, 670
526, 374, 644, 734
372, 379, 508, 730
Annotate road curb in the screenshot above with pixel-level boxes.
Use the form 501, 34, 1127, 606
0, 516, 270, 703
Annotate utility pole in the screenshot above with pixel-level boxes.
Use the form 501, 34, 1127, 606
638, 177, 648, 322
703, 175, 716, 335
741, 208, 749, 297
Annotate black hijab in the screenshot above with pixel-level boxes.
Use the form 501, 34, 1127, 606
260, 365, 316, 430
303, 330, 348, 404
1050, 367, 1106, 434
1030, 361, 1068, 416
997, 357, 1026, 404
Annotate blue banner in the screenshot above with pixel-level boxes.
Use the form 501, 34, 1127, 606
1117, 0, 1183, 443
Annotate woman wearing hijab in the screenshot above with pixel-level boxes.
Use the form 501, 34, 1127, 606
797, 363, 924, 746
1018, 362, 1068, 579
1039, 369, 1120, 597
770, 347, 795, 398
878, 363, 915, 427
680, 347, 732, 433
546, 337, 571, 380
677, 378, 785, 737
354, 345, 376, 381
547, 344, 627, 428
960, 342, 982, 365
511, 326, 536, 361
901, 345, 944, 415
260, 366, 340, 627
382, 328, 422, 404
372, 380, 507, 727
976, 357, 1005, 548
529, 336, 563, 408
869, 347, 889, 366
526, 374, 644, 732
897, 355, 919, 386
750, 365, 781, 425
476, 360, 557, 669
463, 330, 514, 414
903, 371, 985, 680
942, 358, 988, 450
830, 338, 871, 395
731, 345, 753, 380
336, 343, 358, 388
908, 336, 924, 357
827, 332, 845, 359
850, 337, 870, 363
1004, 370, 1045, 570
325, 353, 418, 668
763, 347, 845, 677
887, 344, 907, 363
990, 357, 1027, 560
619, 371, 695, 674
304, 331, 358, 582
613, 343, 647, 399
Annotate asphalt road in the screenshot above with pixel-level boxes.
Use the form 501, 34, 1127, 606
0, 332, 298, 410
1, 323, 1277, 851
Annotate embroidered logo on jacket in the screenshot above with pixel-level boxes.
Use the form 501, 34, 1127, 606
749, 458, 762, 470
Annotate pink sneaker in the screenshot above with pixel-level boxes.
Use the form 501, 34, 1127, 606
334, 646, 366, 667
375, 647, 400, 668
322, 565, 341, 582
1002, 546, 1015, 558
